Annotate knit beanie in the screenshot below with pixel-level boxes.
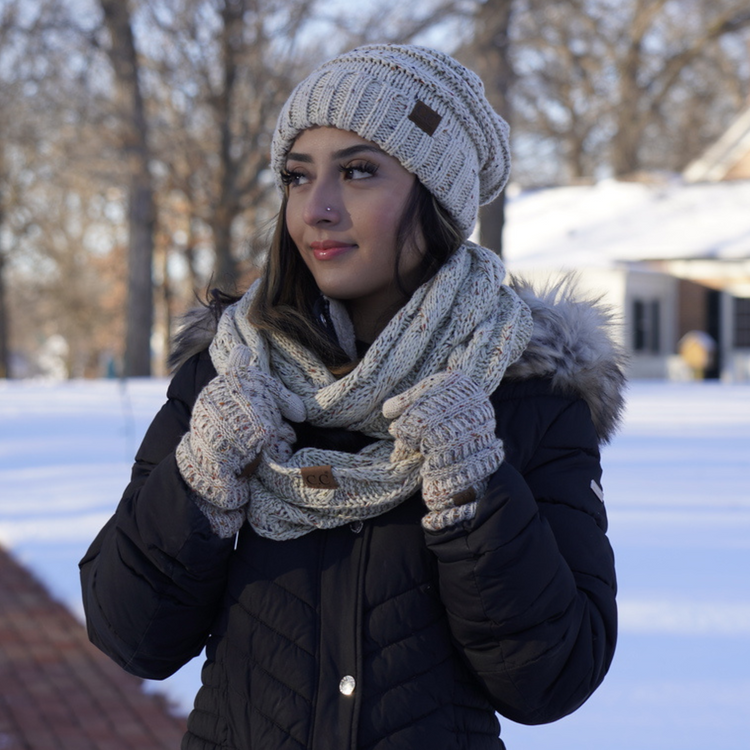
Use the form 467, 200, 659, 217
271, 44, 511, 239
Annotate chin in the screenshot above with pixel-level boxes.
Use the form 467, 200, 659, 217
313, 281, 360, 302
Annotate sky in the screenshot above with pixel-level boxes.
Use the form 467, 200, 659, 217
1, 376, 749, 749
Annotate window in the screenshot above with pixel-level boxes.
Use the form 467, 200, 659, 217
735, 298, 750, 348
633, 298, 661, 353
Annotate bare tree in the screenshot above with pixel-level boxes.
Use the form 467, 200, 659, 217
0, 0, 133, 377
457, 0, 516, 256
16, 0, 750, 378
0, 1, 19, 377
612, 0, 750, 175
0, 0, 52, 377
328, 0, 464, 47
2, 0, 475, 377
143, 0, 326, 291
510, 0, 750, 182
98, 0, 155, 376
0, 149, 8, 378
143, 0, 470, 292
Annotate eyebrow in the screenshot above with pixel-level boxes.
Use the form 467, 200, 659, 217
286, 144, 384, 163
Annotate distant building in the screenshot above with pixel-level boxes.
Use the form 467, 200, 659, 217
504, 108, 750, 380
683, 105, 750, 183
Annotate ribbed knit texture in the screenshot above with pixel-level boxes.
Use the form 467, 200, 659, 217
175, 346, 306, 537
204, 243, 532, 540
271, 44, 511, 239
383, 371, 505, 530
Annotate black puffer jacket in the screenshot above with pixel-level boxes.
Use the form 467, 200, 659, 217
80, 281, 624, 749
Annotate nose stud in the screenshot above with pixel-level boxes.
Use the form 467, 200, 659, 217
326, 207, 332, 212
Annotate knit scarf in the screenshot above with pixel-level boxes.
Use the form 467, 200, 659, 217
209, 242, 533, 540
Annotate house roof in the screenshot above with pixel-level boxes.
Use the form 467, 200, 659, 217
683, 105, 750, 183
0, 543, 187, 748
503, 178, 750, 270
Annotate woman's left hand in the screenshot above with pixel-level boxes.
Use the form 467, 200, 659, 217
383, 371, 505, 516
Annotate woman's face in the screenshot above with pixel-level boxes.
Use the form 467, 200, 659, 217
284, 127, 424, 342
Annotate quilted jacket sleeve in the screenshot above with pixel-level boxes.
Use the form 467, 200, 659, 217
79, 350, 235, 680
424, 377, 617, 725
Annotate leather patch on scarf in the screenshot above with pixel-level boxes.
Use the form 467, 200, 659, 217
301, 465, 339, 489
408, 100, 442, 136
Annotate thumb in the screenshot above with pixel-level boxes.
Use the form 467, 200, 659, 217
226, 344, 253, 371
267, 379, 306, 423
382, 372, 451, 421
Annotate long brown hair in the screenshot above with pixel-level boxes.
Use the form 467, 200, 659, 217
249, 179, 463, 370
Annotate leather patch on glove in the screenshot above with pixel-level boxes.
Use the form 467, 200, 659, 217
452, 488, 476, 506
239, 454, 263, 478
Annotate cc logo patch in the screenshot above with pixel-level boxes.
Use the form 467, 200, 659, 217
300, 465, 339, 489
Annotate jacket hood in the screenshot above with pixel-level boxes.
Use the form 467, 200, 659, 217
506, 276, 628, 444
170, 277, 628, 444
169, 303, 224, 373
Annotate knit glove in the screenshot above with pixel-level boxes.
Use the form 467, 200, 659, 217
176, 345, 306, 538
383, 371, 504, 531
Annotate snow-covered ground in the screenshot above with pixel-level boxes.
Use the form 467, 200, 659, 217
1, 377, 749, 749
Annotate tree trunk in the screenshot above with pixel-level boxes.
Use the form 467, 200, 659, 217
210, 0, 245, 288
125, 175, 155, 376
0, 227, 8, 379
567, 130, 589, 182
612, 37, 644, 177
100, 0, 155, 377
478, 195, 507, 258
470, 0, 515, 257
211, 204, 237, 290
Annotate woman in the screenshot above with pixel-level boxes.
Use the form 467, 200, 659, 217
81, 44, 625, 749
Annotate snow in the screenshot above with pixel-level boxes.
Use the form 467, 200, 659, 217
504, 179, 750, 268
1, 376, 749, 749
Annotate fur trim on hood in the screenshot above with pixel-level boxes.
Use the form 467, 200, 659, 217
169, 303, 224, 373
169, 277, 628, 445
506, 276, 628, 444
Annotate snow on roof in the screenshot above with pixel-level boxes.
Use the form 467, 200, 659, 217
503, 178, 750, 270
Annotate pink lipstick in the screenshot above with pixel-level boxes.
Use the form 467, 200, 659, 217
310, 240, 356, 260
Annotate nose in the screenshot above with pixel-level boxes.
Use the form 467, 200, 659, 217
303, 180, 341, 226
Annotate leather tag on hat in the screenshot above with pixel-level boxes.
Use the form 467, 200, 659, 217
408, 100, 442, 136
301, 465, 339, 489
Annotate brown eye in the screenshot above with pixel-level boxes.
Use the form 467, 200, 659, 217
340, 162, 378, 180
280, 169, 308, 187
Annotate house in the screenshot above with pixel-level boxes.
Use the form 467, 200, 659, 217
683, 106, 750, 183
503, 107, 750, 381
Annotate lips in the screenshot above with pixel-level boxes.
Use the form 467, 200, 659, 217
310, 240, 357, 260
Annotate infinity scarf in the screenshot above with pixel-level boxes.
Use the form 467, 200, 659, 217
209, 242, 533, 540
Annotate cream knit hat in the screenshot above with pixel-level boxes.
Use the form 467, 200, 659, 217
271, 44, 511, 239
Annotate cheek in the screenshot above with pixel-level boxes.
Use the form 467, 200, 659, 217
285, 202, 301, 243
368, 193, 423, 264
358, 198, 403, 239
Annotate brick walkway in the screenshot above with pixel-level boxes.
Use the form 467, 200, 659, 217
0, 544, 187, 749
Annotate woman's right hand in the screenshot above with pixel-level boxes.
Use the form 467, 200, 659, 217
176, 345, 305, 536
